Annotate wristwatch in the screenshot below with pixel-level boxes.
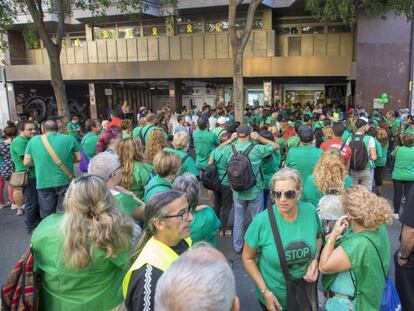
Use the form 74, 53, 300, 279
398, 251, 409, 260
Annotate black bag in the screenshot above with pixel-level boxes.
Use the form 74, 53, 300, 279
227, 144, 256, 191
202, 154, 226, 192
349, 134, 369, 171
267, 208, 318, 311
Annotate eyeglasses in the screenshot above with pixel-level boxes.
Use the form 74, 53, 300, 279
272, 190, 297, 200
110, 165, 123, 176
163, 209, 191, 221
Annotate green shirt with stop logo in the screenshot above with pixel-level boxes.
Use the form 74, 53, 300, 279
244, 201, 322, 309
10, 135, 36, 178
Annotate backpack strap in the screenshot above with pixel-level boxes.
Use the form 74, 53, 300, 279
145, 183, 172, 196
231, 145, 238, 156
360, 234, 387, 279
243, 143, 256, 157
141, 125, 156, 145
181, 152, 191, 165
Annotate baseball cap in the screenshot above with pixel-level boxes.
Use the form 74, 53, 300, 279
298, 125, 314, 143
237, 124, 252, 137
217, 116, 229, 125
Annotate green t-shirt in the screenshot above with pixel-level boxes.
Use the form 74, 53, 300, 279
403, 126, 414, 136
222, 141, 275, 201
190, 206, 221, 248
262, 153, 281, 190
286, 145, 323, 184
303, 111, 313, 117
138, 124, 167, 145
31, 214, 129, 311
164, 148, 198, 177
210, 147, 230, 186
67, 121, 81, 140
389, 119, 401, 136
143, 175, 172, 202
303, 175, 352, 207
81, 132, 99, 160
244, 201, 322, 308
131, 161, 153, 200
341, 130, 351, 143
10, 135, 36, 178
193, 129, 219, 169
375, 143, 388, 167
112, 190, 142, 217
212, 127, 227, 139
132, 126, 142, 139
275, 137, 287, 160
312, 121, 323, 130
286, 135, 300, 150
25, 133, 80, 189
391, 146, 414, 181
372, 137, 383, 168
339, 226, 391, 310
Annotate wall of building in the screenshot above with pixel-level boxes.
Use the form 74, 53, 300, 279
355, 13, 412, 112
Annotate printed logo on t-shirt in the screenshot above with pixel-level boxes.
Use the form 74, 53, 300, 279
284, 241, 312, 267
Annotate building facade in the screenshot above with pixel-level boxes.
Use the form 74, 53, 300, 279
2, 0, 413, 125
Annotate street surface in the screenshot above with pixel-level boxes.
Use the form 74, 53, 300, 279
0, 175, 401, 310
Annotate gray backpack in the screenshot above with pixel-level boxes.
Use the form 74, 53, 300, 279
227, 144, 256, 191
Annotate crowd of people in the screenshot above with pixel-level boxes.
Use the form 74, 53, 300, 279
1, 100, 414, 311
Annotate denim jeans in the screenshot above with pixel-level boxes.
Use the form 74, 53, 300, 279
233, 193, 263, 252
37, 185, 69, 218
23, 178, 41, 233
350, 169, 373, 191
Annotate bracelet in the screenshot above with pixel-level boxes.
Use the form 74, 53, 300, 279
260, 287, 268, 295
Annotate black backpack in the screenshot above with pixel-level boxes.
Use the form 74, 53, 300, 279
227, 144, 257, 191
349, 134, 369, 170
202, 154, 226, 192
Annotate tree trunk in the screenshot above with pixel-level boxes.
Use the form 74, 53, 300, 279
233, 49, 244, 123
49, 49, 70, 122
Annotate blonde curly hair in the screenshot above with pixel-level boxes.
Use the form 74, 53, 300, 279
342, 185, 393, 230
322, 127, 334, 140
313, 150, 347, 194
145, 129, 167, 164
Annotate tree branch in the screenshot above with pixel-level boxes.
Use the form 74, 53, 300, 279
228, 0, 241, 50
240, 0, 262, 49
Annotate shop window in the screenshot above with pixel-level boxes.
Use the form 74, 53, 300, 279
205, 20, 229, 33
276, 26, 299, 35
94, 27, 117, 40
118, 27, 141, 38
301, 25, 325, 34
177, 18, 203, 34
143, 24, 166, 37
327, 25, 352, 33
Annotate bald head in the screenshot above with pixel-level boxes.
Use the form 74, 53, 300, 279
43, 120, 58, 132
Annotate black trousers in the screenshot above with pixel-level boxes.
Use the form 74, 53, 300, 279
374, 166, 385, 186
213, 184, 233, 230
394, 251, 414, 311
393, 180, 414, 213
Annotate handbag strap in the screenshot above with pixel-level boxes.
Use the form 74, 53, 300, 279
267, 207, 291, 283
41, 135, 75, 180
360, 234, 387, 278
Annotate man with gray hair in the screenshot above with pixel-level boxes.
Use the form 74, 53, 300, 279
154, 243, 240, 311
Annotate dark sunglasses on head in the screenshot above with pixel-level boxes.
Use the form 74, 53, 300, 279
272, 190, 297, 200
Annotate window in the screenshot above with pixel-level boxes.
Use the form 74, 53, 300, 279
94, 27, 117, 40
301, 25, 325, 34
177, 17, 202, 34
276, 26, 299, 35
118, 27, 140, 38
143, 24, 166, 37
71, 38, 86, 47
205, 20, 229, 33
328, 25, 352, 33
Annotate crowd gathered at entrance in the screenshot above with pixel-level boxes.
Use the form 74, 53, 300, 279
2, 101, 414, 311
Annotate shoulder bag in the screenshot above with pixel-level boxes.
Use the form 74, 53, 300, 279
267, 207, 318, 311
41, 135, 75, 180
10, 170, 29, 188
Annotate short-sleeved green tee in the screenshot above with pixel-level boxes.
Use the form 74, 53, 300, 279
131, 161, 153, 200
403, 126, 414, 136
10, 135, 36, 178
391, 146, 414, 181
31, 214, 130, 311
132, 126, 142, 139
244, 202, 322, 308
143, 175, 172, 202
275, 137, 287, 159
371, 137, 383, 169
210, 147, 230, 186
222, 141, 275, 201
287, 135, 300, 150
303, 175, 352, 207
164, 148, 198, 177
262, 153, 281, 190
389, 119, 401, 136
67, 121, 81, 141
112, 190, 142, 217
139, 124, 167, 145
212, 127, 227, 139
190, 206, 221, 248
25, 133, 80, 189
375, 143, 388, 167
341, 130, 351, 143
193, 129, 219, 169
81, 132, 99, 160
339, 226, 390, 310
286, 145, 323, 183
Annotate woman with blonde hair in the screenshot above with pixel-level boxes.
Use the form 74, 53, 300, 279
323, 126, 334, 141
164, 131, 198, 177
143, 150, 181, 201
374, 127, 389, 196
117, 137, 153, 200
145, 129, 167, 164
319, 185, 393, 311
303, 150, 352, 207
31, 175, 134, 311
121, 119, 134, 139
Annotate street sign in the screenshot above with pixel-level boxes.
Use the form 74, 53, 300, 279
373, 98, 384, 109
104, 88, 112, 96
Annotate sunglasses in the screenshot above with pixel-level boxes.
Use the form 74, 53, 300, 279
272, 190, 297, 200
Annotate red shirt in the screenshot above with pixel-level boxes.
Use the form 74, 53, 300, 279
282, 127, 295, 140
107, 117, 122, 129
320, 138, 352, 165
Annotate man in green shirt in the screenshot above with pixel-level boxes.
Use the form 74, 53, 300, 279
193, 117, 220, 173
212, 116, 228, 139
66, 115, 81, 141
220, 125, 279, 253
10, 121, 39, 233
286, 126, 323, 184
24, 120, 82, 217
81, 119, 101, 160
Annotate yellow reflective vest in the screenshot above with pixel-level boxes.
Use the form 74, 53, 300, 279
122, 236, 192, 298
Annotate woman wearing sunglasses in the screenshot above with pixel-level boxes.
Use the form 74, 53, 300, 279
31, 175, 134, 311
243, 168, 322, 311
123, 190, 193, 311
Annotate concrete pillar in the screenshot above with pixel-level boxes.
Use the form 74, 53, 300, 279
166, 16, 175, 37
85, 24, 93, 41
4, 82, 15, 123
263, 81, 272, 106
88, 83, 97, 119
262, 9, 272, 31
169, 80, 182, 113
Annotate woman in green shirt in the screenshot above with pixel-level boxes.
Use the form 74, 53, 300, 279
31, 175, 134, 311
243, 168, 322, 310
374, 127, 389, 196
319, 185, 393, 311
172, 173, 221, 247
117, 138, 153, 200
391, 133, 414, 218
